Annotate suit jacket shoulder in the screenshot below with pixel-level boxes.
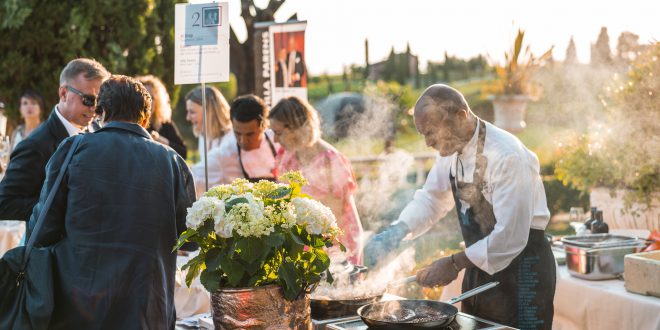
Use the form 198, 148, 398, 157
0, 110, 69, 220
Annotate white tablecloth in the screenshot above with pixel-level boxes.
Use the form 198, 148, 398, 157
0, 220, 25, 257
553, 265, 660, 330
175, 254, 211, 319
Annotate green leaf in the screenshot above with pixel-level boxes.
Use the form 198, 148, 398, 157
304, 274, 321, 284
205, 247, 223, 271
310, 235, 325, 248
285, 232, 305, 258
247, 274, 263, 286
197, 219, 215, 237
290, 230, 305, 246
268, 187, 291, 199
236, 237, 265, 263
219, 254, 245, 286
338, 242, 347, 253
173, 229, 197, 252
243, 260, 262, 274
312, 248, 330, 270
279, 261, 301, 301
225, 197, 248, 211
185, 262, 202, 288
264, 232, 285, 247
181, 252, 205, 271
325, 270, 334, 284
200, 268, 222, 293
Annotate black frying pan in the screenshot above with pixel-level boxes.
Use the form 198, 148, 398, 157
357, 281, 499, 329
311, 293, 383, 319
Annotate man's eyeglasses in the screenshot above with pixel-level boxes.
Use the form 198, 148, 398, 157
65, 85, 96, 107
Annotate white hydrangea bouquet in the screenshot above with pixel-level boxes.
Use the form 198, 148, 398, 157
174, 172, 344, 300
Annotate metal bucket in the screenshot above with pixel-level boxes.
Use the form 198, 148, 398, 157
211, 285, 311, 329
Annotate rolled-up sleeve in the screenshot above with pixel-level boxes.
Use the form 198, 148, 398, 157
465, 154, 534, 274
396, 155, 455, 238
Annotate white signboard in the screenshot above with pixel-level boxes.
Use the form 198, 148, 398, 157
174, 2, 229, 84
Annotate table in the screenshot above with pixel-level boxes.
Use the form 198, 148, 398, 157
433, 263, 660, 330
0, 220, 25, 257
553, 265, 660, 330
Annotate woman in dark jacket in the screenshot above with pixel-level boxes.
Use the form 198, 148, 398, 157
28, 75, 196, 329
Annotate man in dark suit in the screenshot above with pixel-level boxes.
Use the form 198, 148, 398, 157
286, 36, 306, 87
0, 58, 110, 221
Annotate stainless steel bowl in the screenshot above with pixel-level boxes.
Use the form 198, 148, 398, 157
562, 234, 645, 280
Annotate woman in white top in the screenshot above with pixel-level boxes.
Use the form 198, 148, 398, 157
11, 90, 45, 149
185, 86, 232, 196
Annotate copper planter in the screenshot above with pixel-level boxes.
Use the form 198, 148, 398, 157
211, 285, 311, 329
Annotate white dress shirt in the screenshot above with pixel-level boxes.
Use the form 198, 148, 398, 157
191, 130, 278, 197
192, 132, 231, 197
54, 106, 84, 136
395, 120, 550, 275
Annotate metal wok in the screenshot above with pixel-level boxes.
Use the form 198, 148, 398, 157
357, 282, 499, 329
311, 263, 379, 319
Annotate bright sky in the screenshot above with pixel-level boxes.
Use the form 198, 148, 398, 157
227, 0, 658, 75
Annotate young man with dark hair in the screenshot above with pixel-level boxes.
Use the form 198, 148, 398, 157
205, 94, 278, 184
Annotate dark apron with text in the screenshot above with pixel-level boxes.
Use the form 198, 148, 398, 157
237, 133, 277, 183
449, 120, 556, 330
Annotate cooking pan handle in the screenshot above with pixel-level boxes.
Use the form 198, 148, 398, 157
444, 281, 499, 305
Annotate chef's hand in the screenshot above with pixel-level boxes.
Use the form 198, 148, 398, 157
416, 256, 458, 287
364, 222, 410, 268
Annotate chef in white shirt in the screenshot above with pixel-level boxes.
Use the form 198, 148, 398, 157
365, 85, 556, 329
204, 94, 278, 187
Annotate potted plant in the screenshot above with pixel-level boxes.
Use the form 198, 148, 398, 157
554, 42, 659, 230
490, 29, 553, 133
174, 172, 343, 329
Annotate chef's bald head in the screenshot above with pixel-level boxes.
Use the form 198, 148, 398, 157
414, 84, 471, 118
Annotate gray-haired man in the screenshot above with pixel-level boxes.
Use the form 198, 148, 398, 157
0, 58, 110, 221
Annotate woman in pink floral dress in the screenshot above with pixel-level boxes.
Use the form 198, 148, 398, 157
269, 97, 363, 265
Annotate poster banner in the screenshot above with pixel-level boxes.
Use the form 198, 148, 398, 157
253, 21, 308, 107
174, 2, 230, 84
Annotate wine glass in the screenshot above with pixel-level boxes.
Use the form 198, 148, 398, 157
569, 207, 585, 234
0, 135, 11, 172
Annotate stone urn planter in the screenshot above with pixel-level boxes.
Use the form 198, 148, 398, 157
211, 285, 311, 330
590, 187, 660, 230
490, 95, 531, 133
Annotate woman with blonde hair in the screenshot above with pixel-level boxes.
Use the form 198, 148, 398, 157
269, 96, 363, 264
136, 75, 187, 158
185, 86, 232, 196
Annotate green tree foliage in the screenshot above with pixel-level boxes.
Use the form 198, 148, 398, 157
0, 0, 184, 123
426, 53, 489, 84
555, 42, 659, 208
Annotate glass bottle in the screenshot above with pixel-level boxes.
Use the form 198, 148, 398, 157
591, 210, 609, 234
584, 207, 598, 231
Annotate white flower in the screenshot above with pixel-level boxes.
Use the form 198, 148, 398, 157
291, 197, 338, 235
212, 200, 234, 238
280, 202, 297, 228
225, 193, 273, 237
186, 196, 223, 230
264, 202, 297, 229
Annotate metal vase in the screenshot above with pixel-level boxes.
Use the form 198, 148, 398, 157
211, 285, 311, 329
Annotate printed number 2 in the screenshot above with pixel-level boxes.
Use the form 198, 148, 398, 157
192, 12, 200, 26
